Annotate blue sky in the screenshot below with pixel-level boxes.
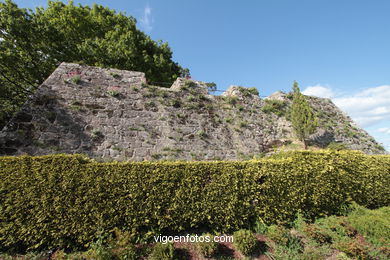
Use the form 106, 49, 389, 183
12, 0, 390, 150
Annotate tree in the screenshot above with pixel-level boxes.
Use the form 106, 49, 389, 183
0, 0, 187, 128
290, 81, 318, 149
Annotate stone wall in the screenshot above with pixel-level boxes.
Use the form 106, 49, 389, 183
0, 63, 385, 161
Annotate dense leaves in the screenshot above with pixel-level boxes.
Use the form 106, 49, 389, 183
0, 0, 186, 128
0, 151, 389, 252
290, 81, 318, 149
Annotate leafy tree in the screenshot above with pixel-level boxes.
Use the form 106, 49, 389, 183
0, 0, 187, 128
205, 82, 217, 92
290, 81, 318, 149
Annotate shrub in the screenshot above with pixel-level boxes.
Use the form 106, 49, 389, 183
347, 206, 390, 247
70, 75, 81, 84
225, 117, 233, 123
223, 96, 238, 105
303, 224, 333, 244
206, 82, 217, 92
196, 129, 207, 138
84, 235, 113, 260
91, 129, 103, 140
237, 86, 259, 97
266, 225, 291, 246
107, 90, 120, 97
110, 72, 121, 79
327, 142, 348, 151
261, 99, 288, 116
196, 234, 218, 258
239, 121, 248, 128
334, 238, 370, 259
233, 229, 257, 256
170, 99, 182, 108
0, 151, 389, 252
149, 242, 175, 260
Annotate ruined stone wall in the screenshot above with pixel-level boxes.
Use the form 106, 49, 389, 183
0, 63, 385, 161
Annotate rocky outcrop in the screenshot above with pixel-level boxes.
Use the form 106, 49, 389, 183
0, 63, 385, 161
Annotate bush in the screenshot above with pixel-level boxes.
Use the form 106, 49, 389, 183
266, 225, 291, 246
347, 206, 390, 247
196, 234, 218, 258
107, 90, 120, 97
84, 236, 113, 260
0, 151, 389, 252
70, 75, 81, 84
223, 96, 238, 105
261, 99, 288, 116
149, 242, 175, 260
233, 229, 257, 256
237, 87, 259, 97
327, 142, 348, 151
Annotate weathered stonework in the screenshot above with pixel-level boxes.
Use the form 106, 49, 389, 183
0, 63, 385, 161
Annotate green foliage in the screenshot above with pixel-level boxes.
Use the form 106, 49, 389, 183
110, 72, 121, 79
70, 75, 82, 84
196, 234, 218, 258
267, 206, 390, 260
0, 151, 389, 252
347, 205, 390, 247
266, 225, 293, 247
237, 87, 259, 97
327, 142, 348, 151
170, 99, 182, 108
84, 235, 113, 260
183, 79, 197, 89
233, 229, 258, 256
251, 218, 269, 234
205, 82, 217, 92
149, 243, 176, 260
196, 129, 207, 138
0, 0, 186, 128
223, 96, 238, 106
225, 117, 233, 123
238, 121, 248, 128
107, 90, 120, 97
290, 81, 318, 148
374, 143, 385, 151
91, 129, 103, 140
261, 99, 288, 116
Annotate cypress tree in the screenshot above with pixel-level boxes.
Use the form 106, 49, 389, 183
290, 81, 318, 149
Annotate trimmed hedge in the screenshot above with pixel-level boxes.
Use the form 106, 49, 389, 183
0, 151, 389, 252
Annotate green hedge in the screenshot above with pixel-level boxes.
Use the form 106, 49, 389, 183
0, 151, 389, 252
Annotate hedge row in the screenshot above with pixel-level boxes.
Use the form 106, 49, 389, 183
0, 150, 389, 252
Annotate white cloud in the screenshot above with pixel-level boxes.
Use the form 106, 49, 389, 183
139, 5, 153, 32
303, 84, 390, 151
378, 127, 390, 134
302, 85, 334, 99
332, 85, 390, 127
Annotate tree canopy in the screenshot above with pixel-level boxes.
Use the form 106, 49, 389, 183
0, 0, 187, 128
290, 81, 318, 149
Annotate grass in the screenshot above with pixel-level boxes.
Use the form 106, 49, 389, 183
0, 206, 390, 260
237, 86, 259, 97
1, 205, 388, 259
265, 205, 390, 260
109, 72, 121, 79
196, 129, 207, 138
261, 99, 288, 117
70, 75, 81, 84
107, 90, 120, 97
